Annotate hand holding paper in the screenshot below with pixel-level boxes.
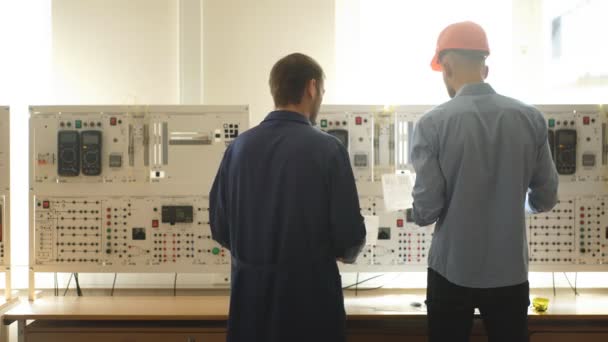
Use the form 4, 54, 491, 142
382, 172, 416, 212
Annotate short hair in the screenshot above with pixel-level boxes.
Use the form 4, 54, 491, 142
269, 53, 325, 107
439, 49, 488, 65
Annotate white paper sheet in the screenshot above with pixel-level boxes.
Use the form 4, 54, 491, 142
382, 172, 415, 212
363, 215, 380, 245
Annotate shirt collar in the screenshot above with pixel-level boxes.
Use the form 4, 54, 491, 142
263, 110, 312, 125
455, 82, 496, 97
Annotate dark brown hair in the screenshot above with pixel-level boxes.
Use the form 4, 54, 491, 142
269, 53, 325, 107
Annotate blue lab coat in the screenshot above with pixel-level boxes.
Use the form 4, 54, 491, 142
210, 110, 366, 342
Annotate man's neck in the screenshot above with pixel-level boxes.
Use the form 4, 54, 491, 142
453, 77, 485, 94
275, 105, 310, 120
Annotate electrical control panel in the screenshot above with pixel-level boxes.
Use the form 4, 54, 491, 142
320, 105, 608, 272
539, 105, 606, 182
356, 192, 432, 268
317, 107, 374, 182
33, 196, 229, 272
0, 107, 9, 268
319, 106, 431, 272
31, 106, 247, 190
30, 106, 249, 273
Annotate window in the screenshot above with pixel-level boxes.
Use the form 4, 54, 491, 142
335, 0, 513, 105
335, 0, 607, 105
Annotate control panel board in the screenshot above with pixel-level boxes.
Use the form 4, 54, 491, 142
33, 195, 229, 272
319, 105, 433, 272
1, 107, 9, 268
319, 105, 608, 272
30, 106, 248, 273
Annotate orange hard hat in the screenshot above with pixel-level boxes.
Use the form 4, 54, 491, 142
431, 21, 490, 71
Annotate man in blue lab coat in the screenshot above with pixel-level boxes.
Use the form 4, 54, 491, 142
210, 53, 366, 342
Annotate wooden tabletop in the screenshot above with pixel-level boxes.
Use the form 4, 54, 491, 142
4, 289, 608, 323
0, 297, 17, 313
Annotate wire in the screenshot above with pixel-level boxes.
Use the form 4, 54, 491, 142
54, 273, 58, 296
74, 273, 83, 297
111, 273, 118, 296
552, 272, 556, 297
173, 273, 178, 296
342, 274, 384, 290
347, 273, 401, 292
563, 272, 580, 296
63, 273, 73, 296
346, 285, 385, 292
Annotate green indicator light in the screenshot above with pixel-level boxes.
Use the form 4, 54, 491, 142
75, 120, 82, 129
320, 119, 327, 128
548, 119, 555, 128
212, 247, 220, 255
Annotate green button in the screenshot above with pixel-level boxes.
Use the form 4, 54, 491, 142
320, 119, 327, 128
548, 119, 555, 128
212, 247, 220, 255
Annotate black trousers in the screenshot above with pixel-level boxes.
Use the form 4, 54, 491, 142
426, 268, 530, 342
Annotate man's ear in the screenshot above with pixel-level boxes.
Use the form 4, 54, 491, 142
443, 59, 453, 79
307, 79, 317, 98
483, 65, 489, 80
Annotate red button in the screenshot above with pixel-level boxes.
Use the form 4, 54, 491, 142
355, 116, 362, 125
583, 116, 590, 125
152, 220, 159, 228
42, 201, 50, 209
397, 219, 404, 227
110, 117, 117, 126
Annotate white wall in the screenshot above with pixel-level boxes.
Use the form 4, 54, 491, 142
13, 0, 183, 290
202, 0, 336, 125
52, 0, 180, 104
0, 0, 53, 291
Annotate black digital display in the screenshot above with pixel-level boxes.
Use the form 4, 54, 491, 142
162, 206, 194, 225
558, 132, 575, 144
327, 129, 348, 148
58, 131, 80, 176
555, 129, 576, 175
60, 131, 77, 143
82, 133, 100, 145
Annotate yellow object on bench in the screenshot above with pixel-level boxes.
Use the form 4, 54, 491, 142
532, 297, 550, 312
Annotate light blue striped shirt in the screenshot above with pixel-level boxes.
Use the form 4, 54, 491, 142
411, 83, 559, 288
